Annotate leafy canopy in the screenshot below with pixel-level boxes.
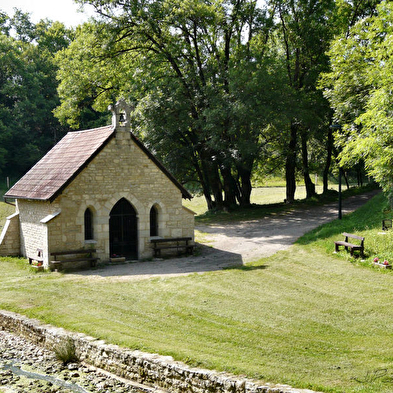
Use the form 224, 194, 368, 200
320, 2, 393, 193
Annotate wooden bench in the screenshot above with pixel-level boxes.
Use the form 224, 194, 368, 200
334, 233, 365, 257
50, 249, 98, 270
151, 237, 194, 258
28, 248, 44, 269
382, 219, 392, 231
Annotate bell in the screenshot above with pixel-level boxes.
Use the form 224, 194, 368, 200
119, 112, 126, 124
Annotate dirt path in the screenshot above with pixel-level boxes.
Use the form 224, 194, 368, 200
76, 190, 380, 281
197, 189, 379, 262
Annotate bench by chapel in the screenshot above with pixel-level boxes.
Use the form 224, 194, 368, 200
151, 237, 194, 258
334, 232, 365, 258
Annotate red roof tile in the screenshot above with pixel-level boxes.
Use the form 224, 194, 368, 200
5, 126, 115, 201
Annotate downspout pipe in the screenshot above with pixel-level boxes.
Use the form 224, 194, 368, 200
3, 197, 16, 207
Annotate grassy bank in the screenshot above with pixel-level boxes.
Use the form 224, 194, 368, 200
2, 247, 393, 392
0, 191, 393, 392
298, 192, 393, 266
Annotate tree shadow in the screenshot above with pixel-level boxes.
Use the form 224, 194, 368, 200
70, 244, 246, 279
223, 264, 269, 272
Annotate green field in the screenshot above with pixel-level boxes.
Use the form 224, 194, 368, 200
0, 202, 15, 232
184, 184, 342, 216
1, 187, 393, 393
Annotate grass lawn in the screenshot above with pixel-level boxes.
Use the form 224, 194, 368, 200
184, 184, 342, 216
1, 187, 393, 393
0, 202, 15, 233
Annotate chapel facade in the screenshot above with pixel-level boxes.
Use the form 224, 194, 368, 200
0, 100, 194, 268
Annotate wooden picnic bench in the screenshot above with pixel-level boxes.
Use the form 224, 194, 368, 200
50, 249, 98, 270
334, 233, 365, 257
151, 237, 194, 258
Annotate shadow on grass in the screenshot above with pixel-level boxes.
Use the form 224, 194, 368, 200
196, 184, 379, 225
63, 244, 245, 279
223, 264, 269, 272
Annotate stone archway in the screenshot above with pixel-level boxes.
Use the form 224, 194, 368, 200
109, 198, 138, 259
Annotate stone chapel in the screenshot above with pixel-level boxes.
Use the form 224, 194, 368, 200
0, 100, 195, 268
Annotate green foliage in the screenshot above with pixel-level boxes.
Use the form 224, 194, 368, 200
0, 12, 75, 180
267, 0, 339, 201
55, 1, 296, 209
53, 0, 382, 209
320, 2, 392, 194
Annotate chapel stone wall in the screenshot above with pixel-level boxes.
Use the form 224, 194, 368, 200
48, 128, 194, 262
17, 199, 61, 266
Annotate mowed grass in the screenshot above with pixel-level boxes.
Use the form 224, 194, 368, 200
2, 244, 393, 392
298, 192, 393, 264
1, 188, 393, 392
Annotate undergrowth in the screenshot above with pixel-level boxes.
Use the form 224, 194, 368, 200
53, 338, 79, 365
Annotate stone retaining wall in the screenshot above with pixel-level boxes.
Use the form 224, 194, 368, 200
0, 310, 320, 393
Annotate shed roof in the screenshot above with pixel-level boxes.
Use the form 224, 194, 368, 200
5, 125, 191, 201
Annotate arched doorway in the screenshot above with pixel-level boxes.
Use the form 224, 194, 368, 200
109, 198, 138, 259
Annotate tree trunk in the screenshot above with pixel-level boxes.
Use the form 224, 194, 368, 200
356, 163, 363, 187
301, 131, 316, 199
221, 166, 238, 209
285, 122, 298, 203
343, 170, 350, 190
209, 161, 224, 210
238, 165, 253, 207
323, 128, 333, 194
191, 150, 214, 210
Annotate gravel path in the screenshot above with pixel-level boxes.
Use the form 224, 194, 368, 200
74, 189, 380, 281
196, 189, 380, 262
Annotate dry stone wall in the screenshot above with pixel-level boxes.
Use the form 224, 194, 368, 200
0, 310, 320, 393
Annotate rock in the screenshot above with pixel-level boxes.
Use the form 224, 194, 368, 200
67, 362, 79, 370
0, 329, 153, 393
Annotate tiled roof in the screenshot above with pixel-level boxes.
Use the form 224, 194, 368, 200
5, 125, 192, 201
5, 126, 115, 201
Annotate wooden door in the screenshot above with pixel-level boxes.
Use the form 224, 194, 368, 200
109, 198, 138, 259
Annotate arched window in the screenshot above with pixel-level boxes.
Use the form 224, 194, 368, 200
84, 208, 94, 240
150, 205, 158, 237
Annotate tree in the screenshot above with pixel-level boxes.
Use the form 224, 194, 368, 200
0, 11, 73, 180
268, 0, 337, 202
320, 2, 393, 195
56, 0, 283, 209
